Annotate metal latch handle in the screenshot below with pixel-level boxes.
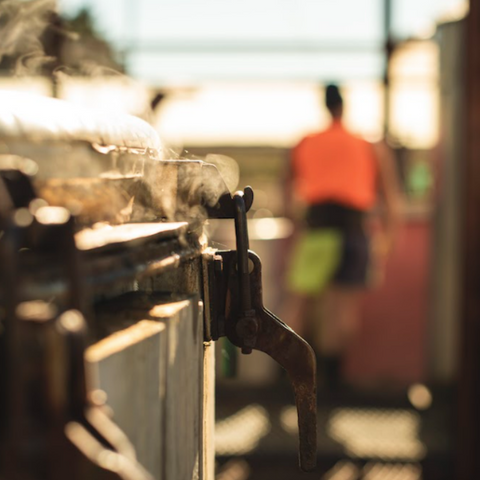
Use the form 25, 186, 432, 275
233, 191, 252, 312
208, 188, 317, 471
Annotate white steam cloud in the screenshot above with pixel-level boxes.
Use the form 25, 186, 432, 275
0, 0, 57, 75
0, 1, 241, 227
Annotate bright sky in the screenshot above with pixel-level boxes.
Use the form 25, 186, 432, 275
53, 0, 466, 147
58, 0, 466, 84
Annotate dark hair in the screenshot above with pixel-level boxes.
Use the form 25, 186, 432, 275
325, 84, 343, 111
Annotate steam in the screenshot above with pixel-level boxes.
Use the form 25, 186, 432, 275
16, 50, 55, 75
131, 153, 240, 227
173, 154, 240, 223
0, 1, 241, 227
0, 0, 57, 75
204, 154, 240, 194
0, 0, 123, 79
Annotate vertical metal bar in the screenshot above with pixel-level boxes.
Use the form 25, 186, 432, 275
457, 4, 480, 479
233, 191, 252, 312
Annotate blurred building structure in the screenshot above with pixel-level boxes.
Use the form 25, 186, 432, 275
456, 3, 480, 478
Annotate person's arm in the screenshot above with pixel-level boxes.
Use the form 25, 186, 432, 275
373, 140, 403, 255
284, 141, 308, 222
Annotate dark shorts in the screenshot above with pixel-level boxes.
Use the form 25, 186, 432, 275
332, 228, 370, 286
287, 202, 371, 294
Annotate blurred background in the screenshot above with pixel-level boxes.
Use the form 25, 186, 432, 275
1, 0, 476, 478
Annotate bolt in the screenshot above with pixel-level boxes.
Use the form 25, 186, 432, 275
236, 314, 258, 355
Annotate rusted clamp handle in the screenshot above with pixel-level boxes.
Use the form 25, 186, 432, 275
218, 249, 317, 470
247, 253, 317, 471
233, 191, 252, 313
206, 185, 254, 219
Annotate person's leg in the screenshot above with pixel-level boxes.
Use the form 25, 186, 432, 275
317, 286, 364, 356
312, 224, 369, 388
283, 292, 315, 338
312, 285, 364, 389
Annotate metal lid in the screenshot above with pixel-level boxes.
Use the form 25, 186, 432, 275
0, 90, 163, 153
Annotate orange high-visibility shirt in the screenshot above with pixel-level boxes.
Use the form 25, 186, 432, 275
292, 122, 378, 211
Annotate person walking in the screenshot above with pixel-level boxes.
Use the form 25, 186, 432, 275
285, 84, 402, 389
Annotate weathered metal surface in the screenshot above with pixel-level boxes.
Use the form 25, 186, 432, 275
202, 338, 216, 480
75, 223, 189, 251
0, 304, 154, 480
0, 96, 317, 477
17, 224, 203, 302
0, 97, 230, 480
88, 292, 206, 480
0, 201, 153, 478
0, 180, 156, 479
0, 90, 163, 153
